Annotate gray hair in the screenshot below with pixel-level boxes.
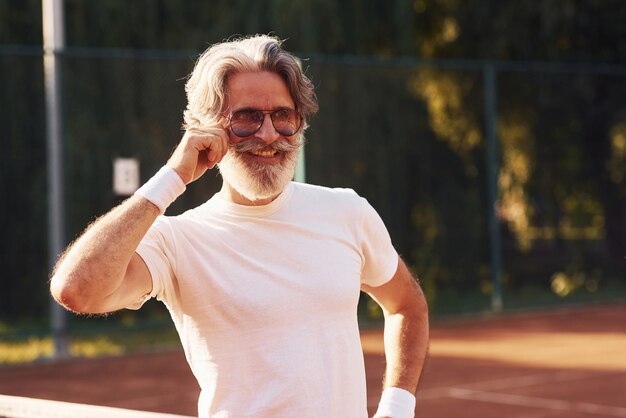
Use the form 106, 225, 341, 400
183, 34, 319, 131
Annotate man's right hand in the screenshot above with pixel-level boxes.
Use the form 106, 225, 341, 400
167, 126, 229, 185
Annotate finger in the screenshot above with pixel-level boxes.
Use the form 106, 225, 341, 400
216, 129, 229, 163
206, 147, 219, 167
191, 131, 221, 152
206, 135, 227, 169
185, 127, 229, 167
203, 129, 228, 165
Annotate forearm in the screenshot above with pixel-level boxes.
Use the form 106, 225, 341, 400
382, 305, 429, 392
50, 195, 159, 312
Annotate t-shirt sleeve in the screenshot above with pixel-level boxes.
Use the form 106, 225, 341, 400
128, 217, 176, 309
358, 198, 399, 287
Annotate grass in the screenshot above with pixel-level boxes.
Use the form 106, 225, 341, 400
0, 317, 181, 365
0, 335, 125, 364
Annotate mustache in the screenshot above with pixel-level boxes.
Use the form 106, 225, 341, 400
229, 137, 303, 153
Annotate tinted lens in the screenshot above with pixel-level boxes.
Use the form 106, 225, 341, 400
271, 109, 300, 136
230, 110, 264, 137
229, 109, 301, 137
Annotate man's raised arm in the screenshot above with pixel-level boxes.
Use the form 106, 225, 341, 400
50, 128, 228, 314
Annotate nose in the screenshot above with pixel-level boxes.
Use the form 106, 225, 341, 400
255, 113, 280, 144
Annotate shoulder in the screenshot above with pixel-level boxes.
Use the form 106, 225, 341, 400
292, 182, 365, 207
289, 182, 373, 226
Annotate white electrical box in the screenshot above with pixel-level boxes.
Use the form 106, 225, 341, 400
113, 158, 140, 195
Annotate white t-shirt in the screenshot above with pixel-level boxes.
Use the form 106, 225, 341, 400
135, 181, 398, 418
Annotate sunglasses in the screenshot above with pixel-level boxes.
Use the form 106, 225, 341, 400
227, 108, 302, 137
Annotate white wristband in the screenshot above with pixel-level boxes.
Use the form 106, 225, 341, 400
134, 165, 186, 214
374, 387, 416, 418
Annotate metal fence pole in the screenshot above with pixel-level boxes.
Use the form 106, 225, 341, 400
483, 63, 503, 312
43, 0, 68, 357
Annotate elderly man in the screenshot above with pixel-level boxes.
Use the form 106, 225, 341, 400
51, 34, 429, 418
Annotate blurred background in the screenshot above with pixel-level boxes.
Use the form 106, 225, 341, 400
1, 0, 625, 363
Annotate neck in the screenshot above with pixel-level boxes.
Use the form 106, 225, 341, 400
218, 181, 282, 206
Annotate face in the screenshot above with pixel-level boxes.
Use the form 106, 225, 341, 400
218, 71, 303, 203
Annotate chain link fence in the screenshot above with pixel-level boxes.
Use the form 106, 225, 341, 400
1, 47, 625, 325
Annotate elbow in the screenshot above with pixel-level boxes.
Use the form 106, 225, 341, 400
399, 300, 428, 325
413, 287, 429, 326
49, 272, 91, 314
416, 288, 429, 317
399, 285, 429, 316
390, 288, 429, 329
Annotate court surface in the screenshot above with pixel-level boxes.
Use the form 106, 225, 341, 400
1, 302, 625, 417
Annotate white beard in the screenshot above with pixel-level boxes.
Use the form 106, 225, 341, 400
217, 137, 303, 202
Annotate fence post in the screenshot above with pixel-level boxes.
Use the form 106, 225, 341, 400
43, 0, 69, 357
483, 63, 503, 312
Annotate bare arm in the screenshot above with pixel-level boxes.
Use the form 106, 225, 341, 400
50, 127, 228, 314
362, 256, 429, 394
50, 197, 159, 313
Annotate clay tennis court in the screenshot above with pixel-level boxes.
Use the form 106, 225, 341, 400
1, 302, 625, 417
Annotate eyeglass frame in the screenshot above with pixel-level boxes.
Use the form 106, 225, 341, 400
224, 108, 302, 138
